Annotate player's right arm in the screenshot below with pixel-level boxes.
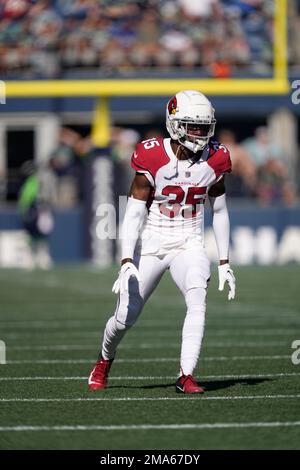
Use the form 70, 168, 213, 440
121, 173, 151, 265
112, 173, 151, 295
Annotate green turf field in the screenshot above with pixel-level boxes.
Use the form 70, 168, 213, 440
0, 265, 299, 450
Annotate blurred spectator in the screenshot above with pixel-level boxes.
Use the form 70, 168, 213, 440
0, 0, 277, 78
18, 160, 55, 270
243, 127, 297, 206
49, 127, 82, 208
243, 127, 282, 166
178, 0, 221, 19
218, 129, 257, 197
110, 127, 140, 163
110, 127, 140, 190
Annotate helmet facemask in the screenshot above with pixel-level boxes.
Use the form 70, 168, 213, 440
178, 121, 215, 153
167, 118, 216, 153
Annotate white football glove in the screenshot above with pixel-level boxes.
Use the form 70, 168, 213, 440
218, 263, 236, 300
112, 262, 141, 295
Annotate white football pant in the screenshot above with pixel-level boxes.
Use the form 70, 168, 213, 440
101, 247, 210, 376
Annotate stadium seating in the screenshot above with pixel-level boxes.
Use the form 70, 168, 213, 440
0, 0, 277, 79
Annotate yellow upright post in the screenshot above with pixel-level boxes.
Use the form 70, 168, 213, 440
88, 96, 115, 267
91, 96, 111, 148
274, 0, 287, 82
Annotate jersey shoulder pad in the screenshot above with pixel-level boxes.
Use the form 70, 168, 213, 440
131, 138, 170, 179
207, 140, 232, 179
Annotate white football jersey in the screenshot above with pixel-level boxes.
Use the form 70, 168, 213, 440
131, 137, 231, 255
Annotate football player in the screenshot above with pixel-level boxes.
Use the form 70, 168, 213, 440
88, 90, 236, 394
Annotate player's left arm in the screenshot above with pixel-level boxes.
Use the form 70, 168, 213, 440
208, 177, 236, 300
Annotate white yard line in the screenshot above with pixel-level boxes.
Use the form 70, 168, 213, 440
6, 355, 291, 364
3, 329, 298, 340
0, 422, 300, 432
0, 318, 299, 329
0, 372, 299, 381
6, 341, 291, 351
0, 394, 300, 403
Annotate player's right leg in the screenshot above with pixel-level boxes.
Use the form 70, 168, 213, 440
88, 253, 166, 390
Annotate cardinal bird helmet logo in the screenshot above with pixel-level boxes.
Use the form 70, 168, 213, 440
168, 96, 178, 115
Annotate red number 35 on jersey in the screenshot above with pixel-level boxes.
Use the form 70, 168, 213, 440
159, 185, 206, 219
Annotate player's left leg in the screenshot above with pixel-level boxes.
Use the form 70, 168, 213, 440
169, 247, 210, 393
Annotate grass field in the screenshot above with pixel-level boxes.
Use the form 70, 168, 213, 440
0, 265, 299, 450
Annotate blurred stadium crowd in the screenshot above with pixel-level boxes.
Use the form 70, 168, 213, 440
1, 0, 298, 79
30, 123, 295, 209
0, 0, 299, 211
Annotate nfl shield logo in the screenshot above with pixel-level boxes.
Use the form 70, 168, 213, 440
185, 171, 191, 178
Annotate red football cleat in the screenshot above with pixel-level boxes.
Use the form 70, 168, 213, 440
88, 358, 113, 390
175, 374, 204, 394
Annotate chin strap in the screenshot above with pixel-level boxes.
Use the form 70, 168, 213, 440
179, 136, 208, 155
175, 140, 208, 165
